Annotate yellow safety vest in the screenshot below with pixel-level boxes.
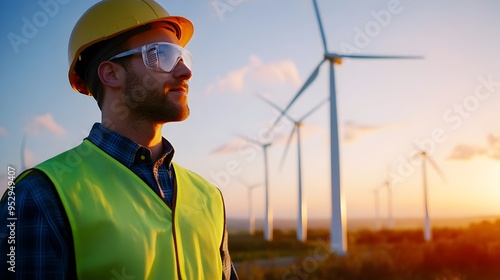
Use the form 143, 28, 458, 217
30, 139, 224, 280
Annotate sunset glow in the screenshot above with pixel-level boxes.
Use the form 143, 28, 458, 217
1, 0, 499, 228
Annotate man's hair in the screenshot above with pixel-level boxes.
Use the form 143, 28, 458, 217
74, 25, 150, 108
83, 44, 127, 108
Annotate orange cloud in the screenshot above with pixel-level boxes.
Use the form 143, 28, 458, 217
343, 121, 397, 143
447, 144, 487, 160
448, 133, 500, 160
23, 148, 37, 169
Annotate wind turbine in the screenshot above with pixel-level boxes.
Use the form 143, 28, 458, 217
372, 187, 381, 231
238, 135, 273, 241
21, 133, 27, 171
373, 171, 393, 230
271, 0, 423, 254
382, 177, 394, 230
415, 150, 445, 242
257, 94, 328, 242
239, 180, 260, 236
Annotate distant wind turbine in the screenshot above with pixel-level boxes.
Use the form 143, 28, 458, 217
415, 150, 445, 242
239, 180, 260, 236
21, 133, 27, 171
378, 166, 396, 230
373, 172, 393, 230
271, 0, 423, 254
238, 135, 273, 241
382, 177, 394, 230
372, 187, 382, 231
257, 94, 328, 242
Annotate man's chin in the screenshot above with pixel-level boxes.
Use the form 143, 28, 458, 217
165, 110, 190, 123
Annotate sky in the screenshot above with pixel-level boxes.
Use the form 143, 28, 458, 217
1, 0, 500, 228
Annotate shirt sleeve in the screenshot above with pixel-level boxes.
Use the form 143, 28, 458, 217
220, 228, 240, 280
0, 170, 76, 280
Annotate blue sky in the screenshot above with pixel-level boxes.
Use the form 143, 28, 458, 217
1, 0, 500, 224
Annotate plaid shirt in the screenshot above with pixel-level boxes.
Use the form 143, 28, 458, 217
0, 123, 237, 279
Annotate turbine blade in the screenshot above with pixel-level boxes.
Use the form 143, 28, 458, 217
238, 178, 260, 190
384, 164, 392, 183
255, 94, 294, 123
426, 154, 447, 182
272, 59, 326, 129
255, 93, 282, 112
278, 126, 297, 172
312, 0, 329, 53
326, 52, 424, 60
299, 97, 329, 122
375, 182, 385, 191
238, 177, 251, 186
248, 183, 261, 190
236, 134, 262, 147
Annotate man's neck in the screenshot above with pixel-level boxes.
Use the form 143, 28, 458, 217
103, 117, 165, 162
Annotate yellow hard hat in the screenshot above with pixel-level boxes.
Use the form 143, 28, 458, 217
68, 0, 194, 95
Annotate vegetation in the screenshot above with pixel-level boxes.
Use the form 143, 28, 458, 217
229, 219, 500, 280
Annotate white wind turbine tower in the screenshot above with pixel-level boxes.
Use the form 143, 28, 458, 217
416, 150, 445, 242
271, 0, 423, 254
238, 135, 273, 241
239, 180, 260, 236
257, 94, 328, 242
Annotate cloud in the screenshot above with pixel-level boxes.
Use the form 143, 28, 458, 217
487, 134, 500, 160
448, 133, 500, 160
343, 121, 396, 143
251, 58, 301, 88
204, 55, 301, 95
0, 126, 7, 137
204, 63, 252, 95
211, 138, 246, 156
447, 144, 487, 160
26, 113, 66, 136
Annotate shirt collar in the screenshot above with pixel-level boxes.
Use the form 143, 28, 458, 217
86, 123, 175, 168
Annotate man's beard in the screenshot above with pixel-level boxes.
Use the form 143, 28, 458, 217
122, 69, 190, 123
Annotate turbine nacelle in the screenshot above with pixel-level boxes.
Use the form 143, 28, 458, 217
325, 52, 424, 63
323, 52, 424, 73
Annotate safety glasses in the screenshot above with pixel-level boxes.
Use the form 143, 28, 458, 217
109, 42, 192, 73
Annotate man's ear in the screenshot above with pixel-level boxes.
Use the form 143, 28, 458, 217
98, 61, 125, 89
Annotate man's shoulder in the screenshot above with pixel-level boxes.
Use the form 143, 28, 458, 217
35, 141, 94, 169
6, 142, 92, 197
1, 168, 56, 204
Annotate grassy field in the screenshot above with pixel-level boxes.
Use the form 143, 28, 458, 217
229, 219, 500, 280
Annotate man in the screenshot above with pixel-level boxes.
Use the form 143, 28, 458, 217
0, 0, 239, 279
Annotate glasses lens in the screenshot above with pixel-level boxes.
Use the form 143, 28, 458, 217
155, 43, 192, 72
